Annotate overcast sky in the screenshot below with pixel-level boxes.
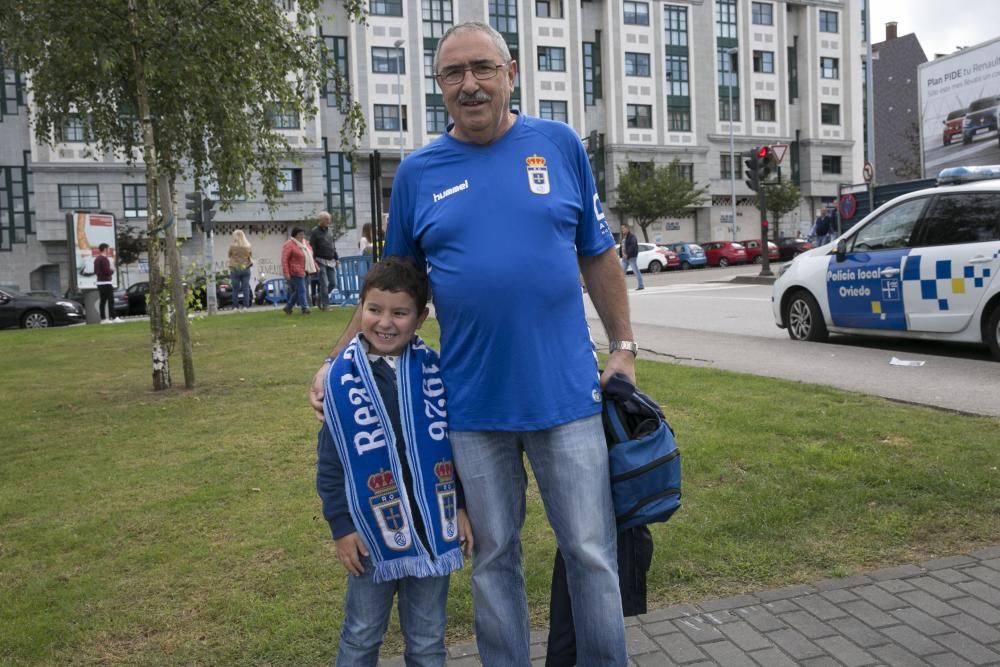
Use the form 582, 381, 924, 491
870, 0, 1000, 59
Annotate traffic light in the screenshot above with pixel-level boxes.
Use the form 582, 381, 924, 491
184, 191, 203, 225
757, 146, 778, 184
744, 149, 761, 192
202, 196, 217, 233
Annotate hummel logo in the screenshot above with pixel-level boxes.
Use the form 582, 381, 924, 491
432, 179, 470, 203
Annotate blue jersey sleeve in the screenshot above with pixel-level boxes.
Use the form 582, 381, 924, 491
570, 135, 614, 257
384, 158, 427, 266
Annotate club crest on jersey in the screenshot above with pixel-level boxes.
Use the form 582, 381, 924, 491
526, 154, 550, 195
434, 460, 459, 542
368, 469, 412, 551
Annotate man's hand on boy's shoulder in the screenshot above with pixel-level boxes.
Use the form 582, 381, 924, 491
335, 532, 369, 577
310, 363, 328, 422
457, 508, 474, 559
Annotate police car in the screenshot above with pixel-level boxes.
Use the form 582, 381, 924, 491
772, 166, 1000, 360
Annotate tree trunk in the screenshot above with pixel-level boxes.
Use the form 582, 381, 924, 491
159, 162, 195, 388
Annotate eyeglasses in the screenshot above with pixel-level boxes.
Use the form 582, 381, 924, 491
436, 62, 508, 85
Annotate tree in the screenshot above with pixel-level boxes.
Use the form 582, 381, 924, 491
759, 179, 802, 241
0, 0, 365, 390
614, 159, 709, 241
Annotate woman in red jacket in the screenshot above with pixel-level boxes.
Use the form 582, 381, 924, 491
280, 227, 316, 315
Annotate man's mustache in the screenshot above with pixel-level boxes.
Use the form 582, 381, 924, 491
457, 91, 491, 104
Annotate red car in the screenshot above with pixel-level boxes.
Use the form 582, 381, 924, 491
739, 239, 780, 264
702, 241, 748, 267
942, 108, 966, 146
655, 244, 682, 270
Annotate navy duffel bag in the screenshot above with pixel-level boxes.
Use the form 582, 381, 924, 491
602, 375, 682, 530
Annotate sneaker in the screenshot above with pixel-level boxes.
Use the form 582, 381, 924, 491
283, 308, 292, 315
113, 317, 123, 322
302, 309, 311, 315
636, 286, 645, 291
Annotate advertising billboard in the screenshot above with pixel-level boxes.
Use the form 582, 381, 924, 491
69, 211, 117, 290
918, 36, 1000, 177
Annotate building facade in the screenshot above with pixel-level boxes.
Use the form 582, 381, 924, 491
1, 0, 865, 294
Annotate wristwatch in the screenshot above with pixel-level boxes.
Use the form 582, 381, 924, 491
609, 340, 639, 357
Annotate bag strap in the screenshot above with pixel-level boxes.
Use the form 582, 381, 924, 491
602, 399, 630, 444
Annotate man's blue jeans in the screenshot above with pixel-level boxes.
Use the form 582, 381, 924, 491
284, 275, 309, 313
451, 413, 627, 667
335, 556, 450, 667
621, 257, 644, 289
316, 260, 338, 308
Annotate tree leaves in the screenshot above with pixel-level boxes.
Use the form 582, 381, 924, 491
615, 159, 710, 241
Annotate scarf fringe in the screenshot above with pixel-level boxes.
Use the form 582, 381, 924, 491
372, 549, 465, 584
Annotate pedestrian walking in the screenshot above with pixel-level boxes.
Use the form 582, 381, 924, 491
620, 224, 644, 290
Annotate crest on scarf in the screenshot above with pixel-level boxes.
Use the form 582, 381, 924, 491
368, 469, 412, 551
434, 460, 459, 542
526, 155, 550, 195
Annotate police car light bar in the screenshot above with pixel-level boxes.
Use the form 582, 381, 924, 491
936, 165, 1000, 185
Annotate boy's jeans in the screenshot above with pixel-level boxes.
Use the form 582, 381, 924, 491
451, 413, 627, 667
336, 557, 450, 667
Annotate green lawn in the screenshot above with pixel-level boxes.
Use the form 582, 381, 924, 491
1, 310, 997, 665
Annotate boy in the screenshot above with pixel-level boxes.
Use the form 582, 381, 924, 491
316, 257, 473, 666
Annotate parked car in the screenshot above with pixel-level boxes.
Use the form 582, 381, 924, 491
0, 288, 85, 329
772, 164, 1000, 359
739, 239, 780, 264
962, 96, 1000, 144
776, 237, 814, 261
702, 241, 749, 267
942, 107, 966, 146
64, 287, 129, 317
616, 242, 677, 274
125, 276, 232, 316
664, 242, 708, 269
654, 245, 682, 270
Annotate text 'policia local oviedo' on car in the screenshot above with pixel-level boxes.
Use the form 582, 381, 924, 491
772, 165, 1000, 360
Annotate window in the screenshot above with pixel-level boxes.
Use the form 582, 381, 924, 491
668, 109, 691, 131
715, 0, 736, 40
537, 46, 566, 72
623, 1, 649, 26
626, 104, 652, 129
372, 47, 405, 74
666, 55, 689, 95
276, 168, 303, 193
58, 115, 90, 142
424, 51, 442, 95
717, 48, 737, 88
628, 161, 654, 180
123, 184, 147, 218
720, 97, 740, 122
326, 151, 355, 228
918, 193, 1000, 246
850, 198, 927, 252
720, 153, 736, 179
539, 100, 568, 123
753, 50, 774, 74
754, 98, 776, 122
279, 0, 295, 10
374, 104, 407, 131
821, 103, 840, 125
490, 0, 518, 35
820, 57, 839, 79
267, 107, 299, 129
0, 162, 30, 248
422, 0, 453, 38
1, 50, 25, 118
625, 52, 651, 77
426, 105, 449, 133
535, 0, 561, 17
371, 0, 403, 16
583, 42, 602, 106
672, 163, 694, 183
323, 35, 350, 110
751, 2, 773, 25
819, 10, 838, 33
664, 5, 688, 47
821, 155, 842, 174
59, 184, 100, 209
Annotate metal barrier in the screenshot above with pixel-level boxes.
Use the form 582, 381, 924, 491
330, 255, 372, 305
261, 277, 288, 306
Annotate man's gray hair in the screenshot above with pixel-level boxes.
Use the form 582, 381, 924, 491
433, 21, 511, 72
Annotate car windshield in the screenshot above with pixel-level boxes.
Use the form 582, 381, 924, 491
969, 97, 997, 112
689, 244, 703, 253
947, 109, 966, 120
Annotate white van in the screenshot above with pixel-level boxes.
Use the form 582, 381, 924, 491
772, 166, 1000, 360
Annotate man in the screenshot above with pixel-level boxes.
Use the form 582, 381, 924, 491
308, 211, 339, 310
94, 243, 116, 322
309, 22, 633, 666
619, 223, 644, 290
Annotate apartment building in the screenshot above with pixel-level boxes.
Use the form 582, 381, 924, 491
1, 0, 864, 294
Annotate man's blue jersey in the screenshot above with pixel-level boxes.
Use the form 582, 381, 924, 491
385, 113, 615, 431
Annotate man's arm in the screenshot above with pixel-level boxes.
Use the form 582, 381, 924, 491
309, 306, 363, 421
579, 246, 637, 387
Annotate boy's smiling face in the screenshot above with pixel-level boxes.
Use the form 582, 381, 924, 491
360, 288, 428, 357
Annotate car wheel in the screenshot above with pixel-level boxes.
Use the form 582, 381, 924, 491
681, 261, 691, 270
784, 291, 828, 342
986, 306, 1000, 361
22, 310, 53, 329
719, 257, 730, 268
648, 260, 663, 274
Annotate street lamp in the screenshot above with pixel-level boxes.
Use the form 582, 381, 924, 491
727, 47, 739, 243
394, 39, 404, 163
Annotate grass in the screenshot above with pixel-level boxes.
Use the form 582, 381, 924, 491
1, 310, 998, 665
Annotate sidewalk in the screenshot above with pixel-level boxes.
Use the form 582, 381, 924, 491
384, 544, 1000, 666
